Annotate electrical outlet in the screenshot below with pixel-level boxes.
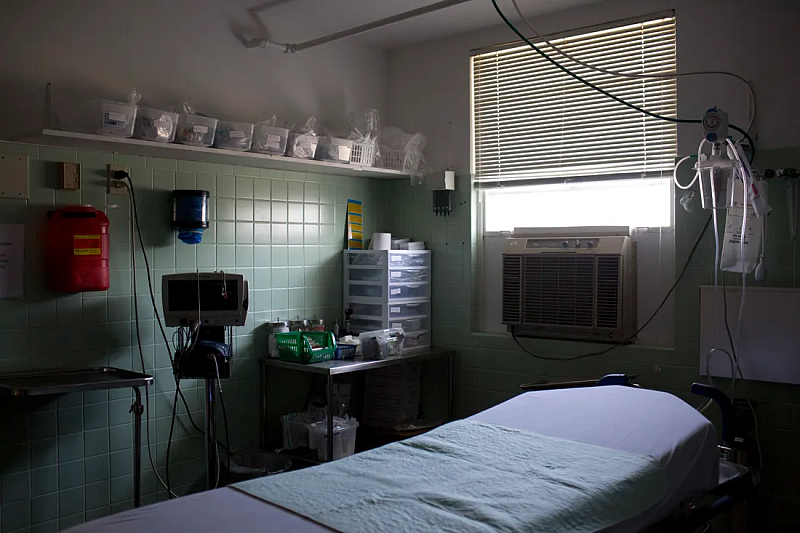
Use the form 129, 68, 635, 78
107, 165, 129, 195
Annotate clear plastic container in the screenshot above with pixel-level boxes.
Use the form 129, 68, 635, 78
350, 317, 384, 333
404, 331, 431, 348
348, 269, 384, 283
308, 418, 359, 461
214, 120, 254, 151
176, 114, 218, 146
133, 107, 179, 142
359, 328, 405, 360
96, 100, 137, 137
280, 413, 311, 450
348, 284, 383, 299
388, 284, 430, 300
252, 125, 289, 155
388, 317, 427, 332
316, 138, 354, 163
389, 252, 430, 268
286, 133, 318, 159
388, 269, 429, 283
389, 301, 430, 318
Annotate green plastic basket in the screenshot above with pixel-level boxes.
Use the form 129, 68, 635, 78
276, 331, 337, 364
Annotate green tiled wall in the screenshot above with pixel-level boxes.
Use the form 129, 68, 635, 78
378, 148, 800, 528
0, 141, 387, 532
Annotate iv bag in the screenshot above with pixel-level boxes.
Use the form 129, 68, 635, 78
720, 179, 765, 274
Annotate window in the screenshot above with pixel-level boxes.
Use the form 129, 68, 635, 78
471, 16, 677, 343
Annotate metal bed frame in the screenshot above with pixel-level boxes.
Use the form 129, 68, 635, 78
520, 374, 756, 533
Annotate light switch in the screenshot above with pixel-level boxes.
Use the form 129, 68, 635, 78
0, 154, 29, 199
59, 162, 81, 190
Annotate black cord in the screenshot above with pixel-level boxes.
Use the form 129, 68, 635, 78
124, 175, 231, 455
512, 214, 713, 361
489, 0, 756, 164
219, 333, 231, 484
166, 384, 179, 498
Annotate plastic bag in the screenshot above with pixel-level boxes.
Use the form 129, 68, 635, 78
286, 117, 323, 159
347, 109, 380, 145
380, 126, 427, 177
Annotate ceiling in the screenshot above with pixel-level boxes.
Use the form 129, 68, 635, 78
218, 0, 606, 48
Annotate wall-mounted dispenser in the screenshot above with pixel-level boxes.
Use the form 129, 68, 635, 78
172, 190, 209, 244
427, 170, 455, 216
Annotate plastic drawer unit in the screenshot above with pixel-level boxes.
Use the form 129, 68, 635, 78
344, 250, 432, 351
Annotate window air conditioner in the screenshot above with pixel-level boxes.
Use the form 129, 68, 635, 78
502, 227, 637, 343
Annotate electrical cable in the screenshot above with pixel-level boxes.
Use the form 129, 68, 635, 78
490, 0, 756, 163
213, 353, 230, 489
511, 213, 713, 361
509, 0, 757, 134
126, 183, 178, 499
165, 384, 179, 498
124, 177, 230, 500
123, 175, 231, 456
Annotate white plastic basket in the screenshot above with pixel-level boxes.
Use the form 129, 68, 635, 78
379, 146, 408, 171
350, 142, 377, 167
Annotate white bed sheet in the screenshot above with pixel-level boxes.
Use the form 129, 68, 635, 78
66, 386, 718, 533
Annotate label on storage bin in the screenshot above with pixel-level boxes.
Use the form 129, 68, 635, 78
390, 307, 401, 313
338, 146, 352, 161
266, 134, 282, 149
390, 288, 402, 295
390, 271, 402, 278
391, 255, 402, 262
227, 130, 245, 138
193, 125, 209, 134
103, 112, 127, 126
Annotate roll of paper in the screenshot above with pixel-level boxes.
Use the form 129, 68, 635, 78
371, 233, 391, 250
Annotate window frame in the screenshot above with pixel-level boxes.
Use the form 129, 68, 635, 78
470, 14, 679, 345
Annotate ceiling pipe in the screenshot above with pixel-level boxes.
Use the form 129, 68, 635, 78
244, 0, 477, 53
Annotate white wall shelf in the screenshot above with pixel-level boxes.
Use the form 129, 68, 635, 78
17, 130, 409, 179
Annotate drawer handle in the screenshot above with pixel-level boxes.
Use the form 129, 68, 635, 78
408, 284, 422, 289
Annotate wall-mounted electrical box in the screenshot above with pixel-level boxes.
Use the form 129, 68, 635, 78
427, 170, 455, 216
58, 162, 81, 190
0, 154, 29, 200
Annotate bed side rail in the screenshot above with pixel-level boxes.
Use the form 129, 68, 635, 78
519, 374, 636, 391
691, 382, 735, 446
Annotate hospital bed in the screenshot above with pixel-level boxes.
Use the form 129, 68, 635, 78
66, 377, 753, 533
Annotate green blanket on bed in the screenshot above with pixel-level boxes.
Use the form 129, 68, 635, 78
234, 420, 666, 533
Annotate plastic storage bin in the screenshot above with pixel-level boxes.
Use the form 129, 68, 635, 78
347, 284, 383, 299
286, 133, 318, 159
404, 331, 431, 349
350, 142, 377, 167
214, 121, 254, 151
176, 114, 217, 146
359, 328, 405, 360
350, 317, 384, 333
316, 138, 354, 163
281, 413, 311, 450
308, 418, 359, 461
389, 302, 430, 318
388, 317, 428, 332
348, 269, 384, 283
389, 252, 430, 268
133, 107, 178, 142
252, 125, 289, 155
276, 331, 337, 364
388, 284, 430, 300
388, 269, 429, 283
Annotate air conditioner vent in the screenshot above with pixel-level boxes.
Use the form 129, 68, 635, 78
596, 256, 621, 329
523, 255, 595, 327
502, 255, 522, 324
501, 232, 636, 343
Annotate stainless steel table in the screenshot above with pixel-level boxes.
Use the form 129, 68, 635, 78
0, 367, 154, 507
260, 348, 455, 462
